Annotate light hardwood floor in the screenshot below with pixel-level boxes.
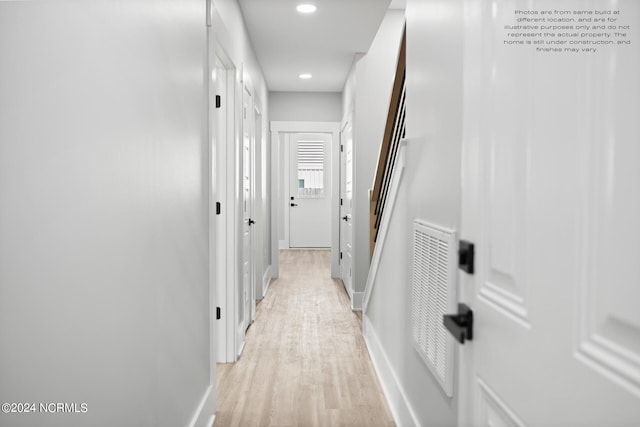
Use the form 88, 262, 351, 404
215, 250, 395, 427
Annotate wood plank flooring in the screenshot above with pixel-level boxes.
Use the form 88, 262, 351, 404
215, 250, 395, 427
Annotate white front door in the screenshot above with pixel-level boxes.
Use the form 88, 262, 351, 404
459, 1, 640, 425
239, 84, 254, 355
339, 121, 353, 295
289, 133, 331, 248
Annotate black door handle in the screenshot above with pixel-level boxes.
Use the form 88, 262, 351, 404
443, 303, 473, 344
248, 219, 255, 225
290, 203, 298, 207
342, 216, 348, 221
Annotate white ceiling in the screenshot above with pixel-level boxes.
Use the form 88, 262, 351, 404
238, 0, 395, 93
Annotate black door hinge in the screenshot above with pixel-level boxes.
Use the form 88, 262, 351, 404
216, 202, 221, 215
340, 251, 343, 260
216, 307, 221, 320
340, 144, 344, 152
458, 240, 475, 274
215, 95, 221, 109
340, 198, 343, 206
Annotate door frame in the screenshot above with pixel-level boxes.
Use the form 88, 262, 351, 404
270, 121, 341, 279
210, 15, 241, 363
212, 49, 233, 364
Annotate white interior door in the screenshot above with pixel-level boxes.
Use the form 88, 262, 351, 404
239, 84, 254, 355
289, 133, 331, 248
459, 1, 640, 425
339, 121, 353, 295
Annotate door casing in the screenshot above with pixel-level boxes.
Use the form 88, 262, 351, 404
212, 42, 238, 364
270, 122, 341, 279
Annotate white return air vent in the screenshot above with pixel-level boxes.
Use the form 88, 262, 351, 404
411, 220, 458, 397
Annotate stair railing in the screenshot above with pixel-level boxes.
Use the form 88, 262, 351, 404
370, 27, 406, 256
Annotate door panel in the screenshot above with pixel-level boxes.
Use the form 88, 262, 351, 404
460, 0, 640, 425
289, 133, 331, 248
574, 84, 640, 396
476, 378, 525, 427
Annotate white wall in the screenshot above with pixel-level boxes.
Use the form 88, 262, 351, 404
342, 10, 405, 308
269, 92, 342, 122
0, 1, 211, 426
362, 0, 462, 425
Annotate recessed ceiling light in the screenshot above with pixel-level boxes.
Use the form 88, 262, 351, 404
299, 73, 313, 79
296, 4, 317, 14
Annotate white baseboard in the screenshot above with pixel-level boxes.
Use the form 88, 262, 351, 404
352, 291, 364, 311
188, 385, 216, 427
363, 315, 420, 427
261, 265, 272, 298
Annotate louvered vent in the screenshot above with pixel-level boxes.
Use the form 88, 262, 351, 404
411, 220, 457, 397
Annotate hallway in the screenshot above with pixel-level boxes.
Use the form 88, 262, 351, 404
215, 250, 394, 426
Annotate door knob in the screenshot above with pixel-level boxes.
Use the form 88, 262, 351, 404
443, 303, 473, 344
290, 203, 298, 207
342, 216, 348, 221
248, 219, 256, 225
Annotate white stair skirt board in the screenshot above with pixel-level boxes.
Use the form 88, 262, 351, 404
363, 314, 421, 427
188, 385, 216, 427
363, 139, 408, 313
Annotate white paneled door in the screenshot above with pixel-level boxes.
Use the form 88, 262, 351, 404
289, 133, 331, 248
239, 84, 254, 356
459, 1, 640, 425
339, 121, 353, 297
